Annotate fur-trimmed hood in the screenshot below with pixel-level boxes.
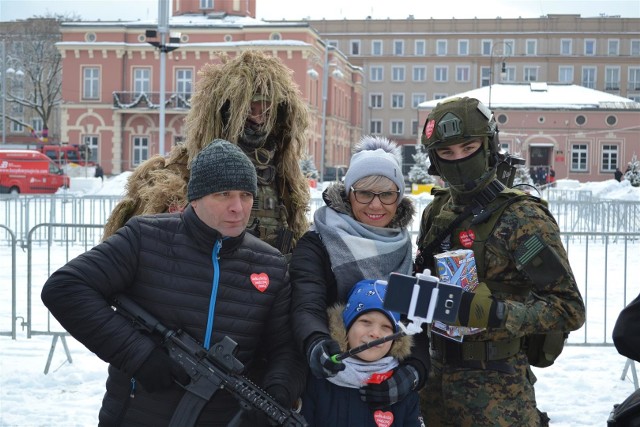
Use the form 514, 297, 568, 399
327, 303, 413, 360
321, 183, 415, 230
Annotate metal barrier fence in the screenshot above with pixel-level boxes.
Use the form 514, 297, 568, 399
1, 194, 640, 352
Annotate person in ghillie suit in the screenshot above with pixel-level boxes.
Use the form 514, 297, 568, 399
102, 50, 311, 255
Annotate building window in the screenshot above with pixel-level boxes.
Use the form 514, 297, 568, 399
370, 66, 383, 82
434, 66, 448, 82
31, 117, 43, 132
503, 67, 516, 82
606, 115, 617, 126
350, 40, 361, 56
605, 67, 620, 90
370, 119, 382, 135
582, 67, 596, 89
83, 67, 100, 100
327, 40, 338, 48
412, 93, 426, 108
481, 67, 490, 86
632, 40, 640, 56
481, 40, 491, 56
270, 33, 281, 41
412, 66, 426, 82
559, 66, 574, 83
524, 67, 538, 82
133, 68, 150, 95
629, 68, 640, 91
132, 136, 149, 166
370, 93, 383, 109
601, 144, 618, 172
372, 40, 383, 56
200, 0, 212, 7
390, 120, 404, 135
436, 40, 447, 56
12, 121, 23, 132
561, 39, 572, 55
412, 120, 419, 136
83, 135, 99, 162
576, 115, 587, 125
584, 39, 596, 56
458, 40, 469, 56
176, 69, 193, 104
391, 93, 405, 109
393, 40, 404, 56
434, 93, 448, 100
571, 143, 588, 172
456, 66, 470, 82
526, 39, 537, 56
608, 39, 619, 56
415, 40, 425, 56
392, 66, 405, 82
85, 32, 97, 42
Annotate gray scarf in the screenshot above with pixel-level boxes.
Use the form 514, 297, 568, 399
313, 206, 413, 301
328, 356, 398, 389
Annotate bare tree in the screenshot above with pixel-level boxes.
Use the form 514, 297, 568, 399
2, 15, 77, 142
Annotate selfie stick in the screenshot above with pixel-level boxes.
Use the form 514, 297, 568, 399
330, 270, 441, 363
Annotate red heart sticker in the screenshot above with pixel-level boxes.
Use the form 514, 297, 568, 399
366, 370, 393, 384
373, 410, 394, 427
459, 229, 476, 248
250, 273, 269, 292
425, 119, 435, 138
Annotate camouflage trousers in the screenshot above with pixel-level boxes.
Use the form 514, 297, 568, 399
421, 351, 546, 427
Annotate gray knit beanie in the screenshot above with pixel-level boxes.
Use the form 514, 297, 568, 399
187, 139, 257, 202
344, 135, 405, 202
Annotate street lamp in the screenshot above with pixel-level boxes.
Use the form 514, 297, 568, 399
319, 44, 344, 183
145, 0, 180, 157
488, 41, 510, 110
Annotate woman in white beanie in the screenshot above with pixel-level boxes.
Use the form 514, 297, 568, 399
290, 136, 429, 417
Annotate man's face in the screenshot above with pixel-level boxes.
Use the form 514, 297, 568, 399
434, 138, 483, 161
247, 100, 272, 127
347, 311, 394, 362
191, 191, 253, 237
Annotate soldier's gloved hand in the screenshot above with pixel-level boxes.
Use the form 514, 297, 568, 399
308, 338, 345, 379
134, 348, 190, 393
456, 282, 506, 328
359, 364, 419, 407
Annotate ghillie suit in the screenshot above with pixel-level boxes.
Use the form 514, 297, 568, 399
103, 50, 311, 253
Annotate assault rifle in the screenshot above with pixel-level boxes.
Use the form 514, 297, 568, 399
112, 294, 308, 427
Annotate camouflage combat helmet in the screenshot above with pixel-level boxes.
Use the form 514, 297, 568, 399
421, 97, 501, 194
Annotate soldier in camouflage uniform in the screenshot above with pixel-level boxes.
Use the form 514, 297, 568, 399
414, 97, 585, 426
102, 50, 310, 255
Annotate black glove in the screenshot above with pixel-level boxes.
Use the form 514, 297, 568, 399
308, 338, 345, 379
456, 282, 506, 328
134, 348, 190, 393
359, 364, 419, 407
265, 384, 291, 408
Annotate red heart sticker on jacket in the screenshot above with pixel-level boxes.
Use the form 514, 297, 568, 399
373, 410, 394, 427
459, 229, 476, 248
250, 273, 269, 292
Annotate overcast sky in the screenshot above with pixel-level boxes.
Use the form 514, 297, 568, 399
1, 0, 639, 22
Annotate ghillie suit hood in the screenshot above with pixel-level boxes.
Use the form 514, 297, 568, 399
327, 303, 413, 360
103, 50, 311, 244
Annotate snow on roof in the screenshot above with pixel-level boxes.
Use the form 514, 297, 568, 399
419, 83, 640, 110
61, 12, 305, 28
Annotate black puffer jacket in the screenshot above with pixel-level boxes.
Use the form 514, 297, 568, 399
290, 183, 430, 390
41, 205, 304, 426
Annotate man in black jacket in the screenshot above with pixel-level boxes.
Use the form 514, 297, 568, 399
42, 139, 304, 426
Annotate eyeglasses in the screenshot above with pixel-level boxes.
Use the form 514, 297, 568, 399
350, 187, 400, 205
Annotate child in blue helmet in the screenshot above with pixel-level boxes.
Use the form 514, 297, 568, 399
301, 279, 425, 427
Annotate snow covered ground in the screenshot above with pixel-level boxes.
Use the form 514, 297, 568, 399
1, 175, 640, 426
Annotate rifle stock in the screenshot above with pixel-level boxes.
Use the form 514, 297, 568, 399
112, 294, 308, 427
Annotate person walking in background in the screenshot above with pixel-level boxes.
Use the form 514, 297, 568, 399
547, 167, 556, 186
41, 140, 305, 426
290, 135, 430, 413
414, 97, 585, 426
615, 167, 623, 182
301, 279, 424, 426
94, 163, 104, 181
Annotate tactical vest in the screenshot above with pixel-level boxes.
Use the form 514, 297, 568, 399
418, 186, 567, 368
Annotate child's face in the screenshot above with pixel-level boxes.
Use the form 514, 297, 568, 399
347, 311, 394, 362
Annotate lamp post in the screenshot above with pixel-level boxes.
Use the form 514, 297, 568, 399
145, 0, 179, 157
318, 44, 344, 183
488, 41, 510, 110
1, 39, 5, 145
